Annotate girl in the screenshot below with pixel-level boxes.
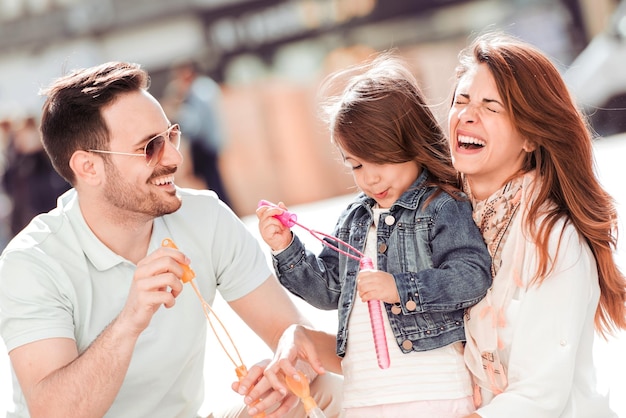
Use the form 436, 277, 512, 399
257, 54, 492, 417
448, 32, 626, 417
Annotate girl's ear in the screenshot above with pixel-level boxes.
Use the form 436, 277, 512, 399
69, 150, 103, 186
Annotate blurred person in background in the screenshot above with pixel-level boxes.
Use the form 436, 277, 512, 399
0, 61, 341, 418
448, 32, 626, 417
162, 59, 232, 208
0, 118, 11, 172
1, 115, 69, 236
0, 118, 15, 247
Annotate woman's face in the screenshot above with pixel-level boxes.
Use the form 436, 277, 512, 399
448, 63, 530, 200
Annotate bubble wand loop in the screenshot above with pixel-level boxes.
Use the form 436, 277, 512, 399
285, 371, 326, 418
258, 200, 391, 370
161, 238, 265, 418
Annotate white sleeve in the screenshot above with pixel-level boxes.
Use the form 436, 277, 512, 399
478, 225, 606, 417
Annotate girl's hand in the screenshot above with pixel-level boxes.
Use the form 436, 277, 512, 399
256, 202, 293, 251
357, 270, 400, 304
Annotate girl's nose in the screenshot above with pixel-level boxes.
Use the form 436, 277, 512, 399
364, 168, 381, 185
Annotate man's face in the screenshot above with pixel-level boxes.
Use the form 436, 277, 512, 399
98, 90, 183, 219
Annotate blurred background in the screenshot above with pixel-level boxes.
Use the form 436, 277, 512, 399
1, 0, 626, 416
0, 0, 624, 248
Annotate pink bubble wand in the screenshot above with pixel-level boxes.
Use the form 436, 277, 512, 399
259, 200, 390, 369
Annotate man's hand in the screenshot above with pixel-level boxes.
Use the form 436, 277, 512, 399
232, 360, 300, 418
117, 246, 185, 336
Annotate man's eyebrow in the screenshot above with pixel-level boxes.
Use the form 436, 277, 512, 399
133, 125, 171, 147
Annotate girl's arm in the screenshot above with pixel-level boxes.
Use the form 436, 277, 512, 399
272, 233, 343, 310
395, 198, 492, 313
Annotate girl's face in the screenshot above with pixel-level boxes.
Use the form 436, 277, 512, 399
342, 151, 420, 209
448, 63, 530, 200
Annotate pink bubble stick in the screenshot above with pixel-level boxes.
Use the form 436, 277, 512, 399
359, 256, 391, 369
258, 200, 391, 369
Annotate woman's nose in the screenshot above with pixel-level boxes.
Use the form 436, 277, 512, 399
458, 104, 477, 123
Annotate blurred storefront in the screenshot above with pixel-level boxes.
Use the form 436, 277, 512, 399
0, 0, 619, 217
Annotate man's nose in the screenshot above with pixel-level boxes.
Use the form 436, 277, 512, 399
161, 140, 184, 166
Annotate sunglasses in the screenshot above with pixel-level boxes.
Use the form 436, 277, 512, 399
89, 124, 181, 167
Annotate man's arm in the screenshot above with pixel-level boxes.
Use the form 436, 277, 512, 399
7, 246, 186, 418
10, 320, 138, 418
228, 274, 339, 417
228, 274, 310, 352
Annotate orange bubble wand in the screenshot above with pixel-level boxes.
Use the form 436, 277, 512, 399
161, 238, 264, 418
284, 371, 326, 418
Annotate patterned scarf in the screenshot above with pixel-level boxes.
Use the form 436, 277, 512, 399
464, 175, 523, 276
462, 171, 536, 406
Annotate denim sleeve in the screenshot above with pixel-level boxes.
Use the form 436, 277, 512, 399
272, 234, 342, 310
395, 198, 492, 313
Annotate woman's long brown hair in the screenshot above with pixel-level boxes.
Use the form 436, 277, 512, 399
454, 32, 626, 336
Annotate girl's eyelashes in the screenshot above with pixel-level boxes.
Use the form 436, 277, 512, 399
343, 157, 362, 170
343, 163, 362, 171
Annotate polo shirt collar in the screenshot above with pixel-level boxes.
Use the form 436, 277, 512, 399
61, 190, 136, 271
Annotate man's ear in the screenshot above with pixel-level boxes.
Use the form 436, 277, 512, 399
70, 150, 102, 186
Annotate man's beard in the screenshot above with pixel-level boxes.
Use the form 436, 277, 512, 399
103, 162, 182, 219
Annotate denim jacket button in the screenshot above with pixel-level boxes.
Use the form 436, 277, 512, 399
391, 305, 402, 315
384, 215, 395, 225
378, 243, 387, 253
401, 339, 413, 350
405, 300, 417, 311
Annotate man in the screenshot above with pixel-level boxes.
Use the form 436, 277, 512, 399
0, 62, 340, 418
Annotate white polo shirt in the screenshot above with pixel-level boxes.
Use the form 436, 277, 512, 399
0, 188, 271, 418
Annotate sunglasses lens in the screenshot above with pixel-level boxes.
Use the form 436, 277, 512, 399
145, 136, 166, 166
170, 125, 181, 149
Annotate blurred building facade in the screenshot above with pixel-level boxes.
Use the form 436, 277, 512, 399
0, 0, 620, 218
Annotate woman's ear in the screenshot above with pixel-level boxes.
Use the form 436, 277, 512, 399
70, 150, 102, 186
522, 140, 537, 152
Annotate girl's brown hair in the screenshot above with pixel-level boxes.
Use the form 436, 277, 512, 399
320, 52, 460, 198
454, 32, 626, 336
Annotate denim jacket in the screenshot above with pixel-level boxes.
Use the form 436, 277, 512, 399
272, 169, 492, 357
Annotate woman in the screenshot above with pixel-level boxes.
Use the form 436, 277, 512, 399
448, 32, 626, 417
